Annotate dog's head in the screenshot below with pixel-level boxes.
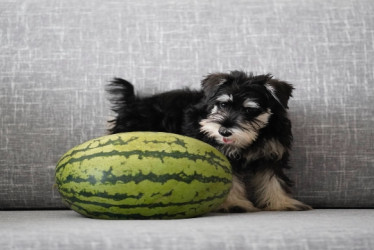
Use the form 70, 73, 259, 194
199, 71, 293, 156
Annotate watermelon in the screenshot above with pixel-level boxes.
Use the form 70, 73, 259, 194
55, 132, 232, 219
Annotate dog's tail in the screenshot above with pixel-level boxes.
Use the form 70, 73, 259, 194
106, 78, 135, 113
106, 78, 137, 134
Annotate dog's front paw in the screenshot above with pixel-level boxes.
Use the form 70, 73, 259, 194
216, 200, 260, 213
216, 175, 260, 213
286, 200, 313, 211
263, 198, 312, 211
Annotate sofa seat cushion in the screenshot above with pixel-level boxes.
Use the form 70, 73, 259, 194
1, 209, 373, 250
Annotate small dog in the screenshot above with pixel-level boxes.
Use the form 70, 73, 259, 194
106, 71, 311, 212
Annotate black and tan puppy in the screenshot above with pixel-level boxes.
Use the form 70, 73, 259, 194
107, 71, 311, 212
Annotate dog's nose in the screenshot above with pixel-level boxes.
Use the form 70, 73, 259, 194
219, 127, 232, 137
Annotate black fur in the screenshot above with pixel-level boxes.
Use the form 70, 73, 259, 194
106, 71, 311, 211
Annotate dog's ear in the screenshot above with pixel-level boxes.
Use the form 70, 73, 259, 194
265, 79, 294, 109
201, 73, 229, 97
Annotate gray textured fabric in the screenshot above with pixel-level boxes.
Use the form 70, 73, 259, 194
1, 209, 374, 250
0, 0, 373, 208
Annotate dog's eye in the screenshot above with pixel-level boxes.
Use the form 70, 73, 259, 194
218, 102, 229, 109
245, 107, 258, 114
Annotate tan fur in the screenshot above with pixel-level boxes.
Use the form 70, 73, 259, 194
245, 138, 287, 162
264, 139, 287, 160
216, 176, 259, 212
252, 170, 312, 211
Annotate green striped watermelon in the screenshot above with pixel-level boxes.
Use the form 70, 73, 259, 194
55, 132, 232, 219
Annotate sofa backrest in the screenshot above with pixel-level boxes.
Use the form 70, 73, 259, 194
1, 0, 373, 209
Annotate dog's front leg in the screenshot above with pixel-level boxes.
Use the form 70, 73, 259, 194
251, 169, 312, 211
216, 175, 259, 212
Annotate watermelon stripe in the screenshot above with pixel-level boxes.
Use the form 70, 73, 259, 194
62, 169, 231, 185
58, 184, 228, 204
61, 188, 229, 209
142, 137, 187, 148
56, 136, 140, 167
59, 188, 145, 200
57, 135, 191, 167
56, 149, 230, 174
69, 202, 192, 219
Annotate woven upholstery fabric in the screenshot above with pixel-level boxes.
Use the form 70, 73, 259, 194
0, 0, 373, 208
1, 210, 374, 250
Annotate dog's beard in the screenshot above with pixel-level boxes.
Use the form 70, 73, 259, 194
199, 108, 272, 158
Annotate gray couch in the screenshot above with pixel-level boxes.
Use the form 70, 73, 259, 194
1, 0, 373, 249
